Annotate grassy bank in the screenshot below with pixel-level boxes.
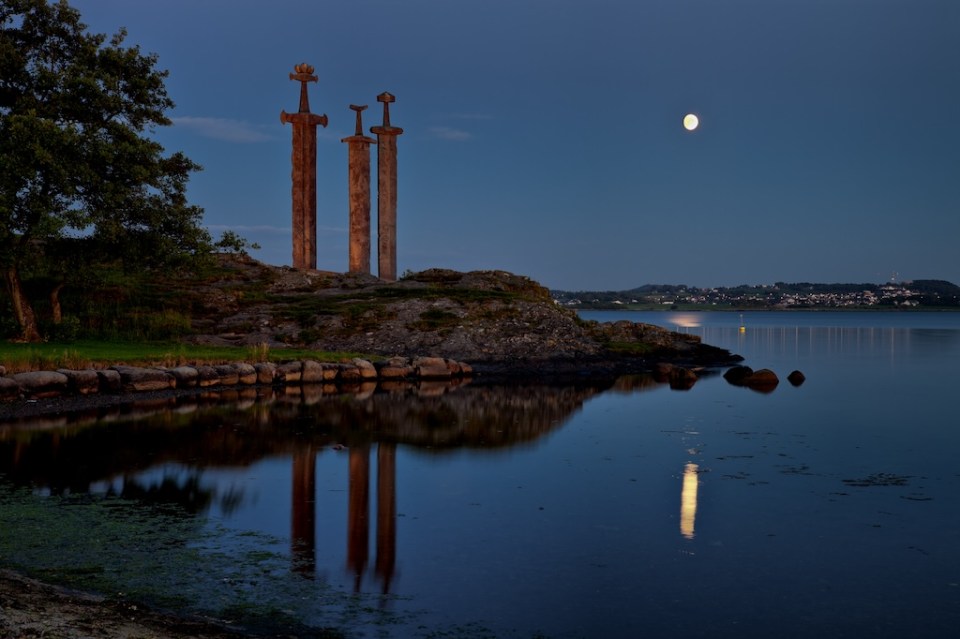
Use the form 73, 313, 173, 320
0, 340, 369, 374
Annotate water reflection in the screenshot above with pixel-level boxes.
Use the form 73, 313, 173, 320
2, 376, 716, 599
0, 382, 610, 490
664, 322, 960, 365
679, 463, 699, 540
376, 442, 397, 594
347, 443, 370, 591
332, 441, 400, 595
1, 382, 622, 592
291, 445, 317, 577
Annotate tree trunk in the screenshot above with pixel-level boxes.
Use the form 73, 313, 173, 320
50, 282, 64, 324
3, 267, 42, 342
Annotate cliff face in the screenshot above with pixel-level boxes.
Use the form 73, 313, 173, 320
185, 254, 740, 372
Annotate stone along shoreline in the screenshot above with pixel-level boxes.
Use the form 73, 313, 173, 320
0, 356, 472, 404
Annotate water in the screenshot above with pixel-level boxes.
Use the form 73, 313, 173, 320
2, 311, 959, 638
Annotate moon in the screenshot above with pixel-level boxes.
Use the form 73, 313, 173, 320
683, 113, 699, 131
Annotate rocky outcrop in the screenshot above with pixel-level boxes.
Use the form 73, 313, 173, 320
179, 256, 741, 372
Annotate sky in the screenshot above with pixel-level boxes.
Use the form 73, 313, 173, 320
68, 0, 960, 290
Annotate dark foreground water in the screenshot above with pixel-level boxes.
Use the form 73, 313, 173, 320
1, 311, 959, 638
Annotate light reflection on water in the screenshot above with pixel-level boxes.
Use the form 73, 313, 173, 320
679, 462, 699, 540
2, 311, 960, 637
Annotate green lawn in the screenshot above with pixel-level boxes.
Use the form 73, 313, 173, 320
0, 340, 369, 374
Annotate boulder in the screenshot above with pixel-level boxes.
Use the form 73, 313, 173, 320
12, 371, 70, 398
195, 365, 221, 387
276, 361, 303, 384
214, 364, 240, 386
378, 363, 413, 379
787, 370, 806, 386
723, 365, 754, 385
234, 362, 258, 385
444, 358, 463, 375
668, 366, 698, 390
377, 357, 414, 379
96, 369, 123, 393
57, 369, 100, 395
654, 362, 697, 389
653, 362, 676, 380
321, 363, 340, 381
111, 366, 175, 392
724, 365, 778, 392
0, 377, 21, 401
168, 366, 200, 389
338, 363, 362, 382
746, 368, 779, 393
254, 362, 277, 384
352, 358, 379, 380
302, 360, 324, 383
414, 356, 452, 379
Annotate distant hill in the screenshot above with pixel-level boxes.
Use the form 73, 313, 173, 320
552, 280, 960, 310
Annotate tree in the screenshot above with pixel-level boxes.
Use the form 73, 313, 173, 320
0, 0, 211, 341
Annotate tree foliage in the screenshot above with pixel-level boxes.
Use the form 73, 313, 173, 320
0, 0, 211, 340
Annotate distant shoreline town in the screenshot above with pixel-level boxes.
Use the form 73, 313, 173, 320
553, 280, 960, 310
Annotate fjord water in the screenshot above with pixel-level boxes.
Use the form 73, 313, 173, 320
1, 311, 959, 638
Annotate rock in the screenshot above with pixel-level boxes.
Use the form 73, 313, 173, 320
168, 366, 199, 388
321, 363, 340, 381
458, 361, 474, 376
414, 356, 452, 379
338, 363, 362, 382
276, 361, 303, 383
723, 365, 778, 392
352, 358, 378, 380
787, 370, 806, 386
214, 364, 239, 386
377, 356, 414, 379
746, 368, 779, 392
96, 369, 122, 393
0, 377, 21, 401
195, 365, 221, 387
302, 360, 324, 383
233, 362, 258, 385
443, 358, 463, 375
57, 369, 100, 395
723, 365, 754, 385
11, 371, 70, 398
653, 362, 675, 379
111, 366, 175, 392
669, 366, 698, 390
254, 362, 277, 384
653, 362, 697, 389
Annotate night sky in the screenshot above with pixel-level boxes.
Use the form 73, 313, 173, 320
69, 0, 960, 290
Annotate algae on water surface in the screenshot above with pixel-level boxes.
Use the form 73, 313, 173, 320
0, 483, 404, 636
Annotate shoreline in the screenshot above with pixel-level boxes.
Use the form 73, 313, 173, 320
0, 349, 743, 421
0, 568, 265, 639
